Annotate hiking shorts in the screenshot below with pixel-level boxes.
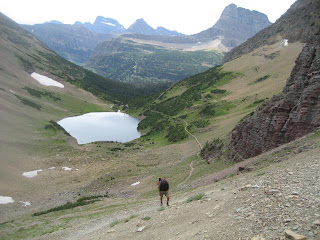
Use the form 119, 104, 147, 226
160, 191, 169, 197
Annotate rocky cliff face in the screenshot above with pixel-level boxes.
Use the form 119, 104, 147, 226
228, 35, 320, 161
193, 4, 271, 48
223, 0, 320, 63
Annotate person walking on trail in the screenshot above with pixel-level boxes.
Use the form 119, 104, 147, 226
159, 177, 169, 206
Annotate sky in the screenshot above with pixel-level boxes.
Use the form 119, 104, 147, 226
1, 0, 296, 35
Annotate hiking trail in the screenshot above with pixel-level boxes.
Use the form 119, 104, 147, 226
178, 120, 202, 187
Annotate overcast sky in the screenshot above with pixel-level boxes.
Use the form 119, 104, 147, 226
1, 0, 296, 35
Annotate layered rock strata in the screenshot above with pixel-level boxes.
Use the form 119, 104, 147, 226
229, 36, 320, 161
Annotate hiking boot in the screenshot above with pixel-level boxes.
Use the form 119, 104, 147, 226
167, 203, 170, 206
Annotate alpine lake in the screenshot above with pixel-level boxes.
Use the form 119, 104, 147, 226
58, 111, 141, 144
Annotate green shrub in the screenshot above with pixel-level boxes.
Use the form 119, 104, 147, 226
124, 214, 139, 223
186, 193, 205, 203
200, 104, 216, 116
211, 89, 227, 94
166, 124, 188, 142
255, 75, 270, 83
33, 195, 108, 216
142, 216, 151, 221
201, 139, 225, 160
45, 120, 70, 136
15, 95, 42, 110
157, 206, 165, 211
23, 87, 61, 101
110, 220, 121, 227
190, 119, 210, 128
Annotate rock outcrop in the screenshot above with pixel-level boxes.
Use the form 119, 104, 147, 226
229, 35, 320, 161
223, 0, 320, 63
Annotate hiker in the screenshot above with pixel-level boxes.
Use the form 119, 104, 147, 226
158, 177, 169, 206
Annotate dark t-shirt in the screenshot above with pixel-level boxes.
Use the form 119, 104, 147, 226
159, 180, 169, 191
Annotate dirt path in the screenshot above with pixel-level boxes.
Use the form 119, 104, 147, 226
177, 120, 202, 188
38, 138, 320, 240
178, 161, 194, 187
183, 120, 202, 149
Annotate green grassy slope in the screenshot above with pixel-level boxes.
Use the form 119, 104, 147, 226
0, 13, 145, 102
127, 40, 303, 146
86, 38, 223, 84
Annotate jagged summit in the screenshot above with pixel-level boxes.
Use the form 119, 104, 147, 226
79, 16, 126, 34
192, 3, 271, 47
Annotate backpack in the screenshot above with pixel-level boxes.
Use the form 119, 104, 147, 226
159, 180, 169, 191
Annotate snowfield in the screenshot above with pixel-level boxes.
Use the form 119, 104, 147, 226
0, 196, 14, 204
22, 169, 43, 178
131, 181, 140, 186
31, 72, 64, 88
102, 21, 116, 27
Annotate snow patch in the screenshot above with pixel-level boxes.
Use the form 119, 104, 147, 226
20, 201, 31, 207
48, 167, 56, 170
284, 39, 288, 46
62, 167, 72, 171
131, 181, 140, 186
102, 22, 116, 27
22, 169, 43, 178
31, 72, 64, 88
0, 196, 14, 204
9, 90, 16, 94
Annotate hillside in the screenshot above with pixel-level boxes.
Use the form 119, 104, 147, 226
23, 23, 113, 65
126, 38, 302, 145
86, 37, 223, 84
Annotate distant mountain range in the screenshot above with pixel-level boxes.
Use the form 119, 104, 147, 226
23, 16, 183, 65
22, 4, 271, 83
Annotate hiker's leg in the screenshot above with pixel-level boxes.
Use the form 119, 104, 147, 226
160, 192, 163, 205
166, 191, 169, 205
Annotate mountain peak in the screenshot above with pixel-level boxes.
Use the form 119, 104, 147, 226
78, 16, 125, 34
193, 4, 271, 48
127, 18, 156, 35
47, 20, 63, 24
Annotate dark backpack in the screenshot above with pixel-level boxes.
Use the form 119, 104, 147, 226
159, 180, 169, 191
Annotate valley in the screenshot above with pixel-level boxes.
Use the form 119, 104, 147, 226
1, 0, 320, 239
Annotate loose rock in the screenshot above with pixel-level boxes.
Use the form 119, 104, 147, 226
285, 229, 307, 240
